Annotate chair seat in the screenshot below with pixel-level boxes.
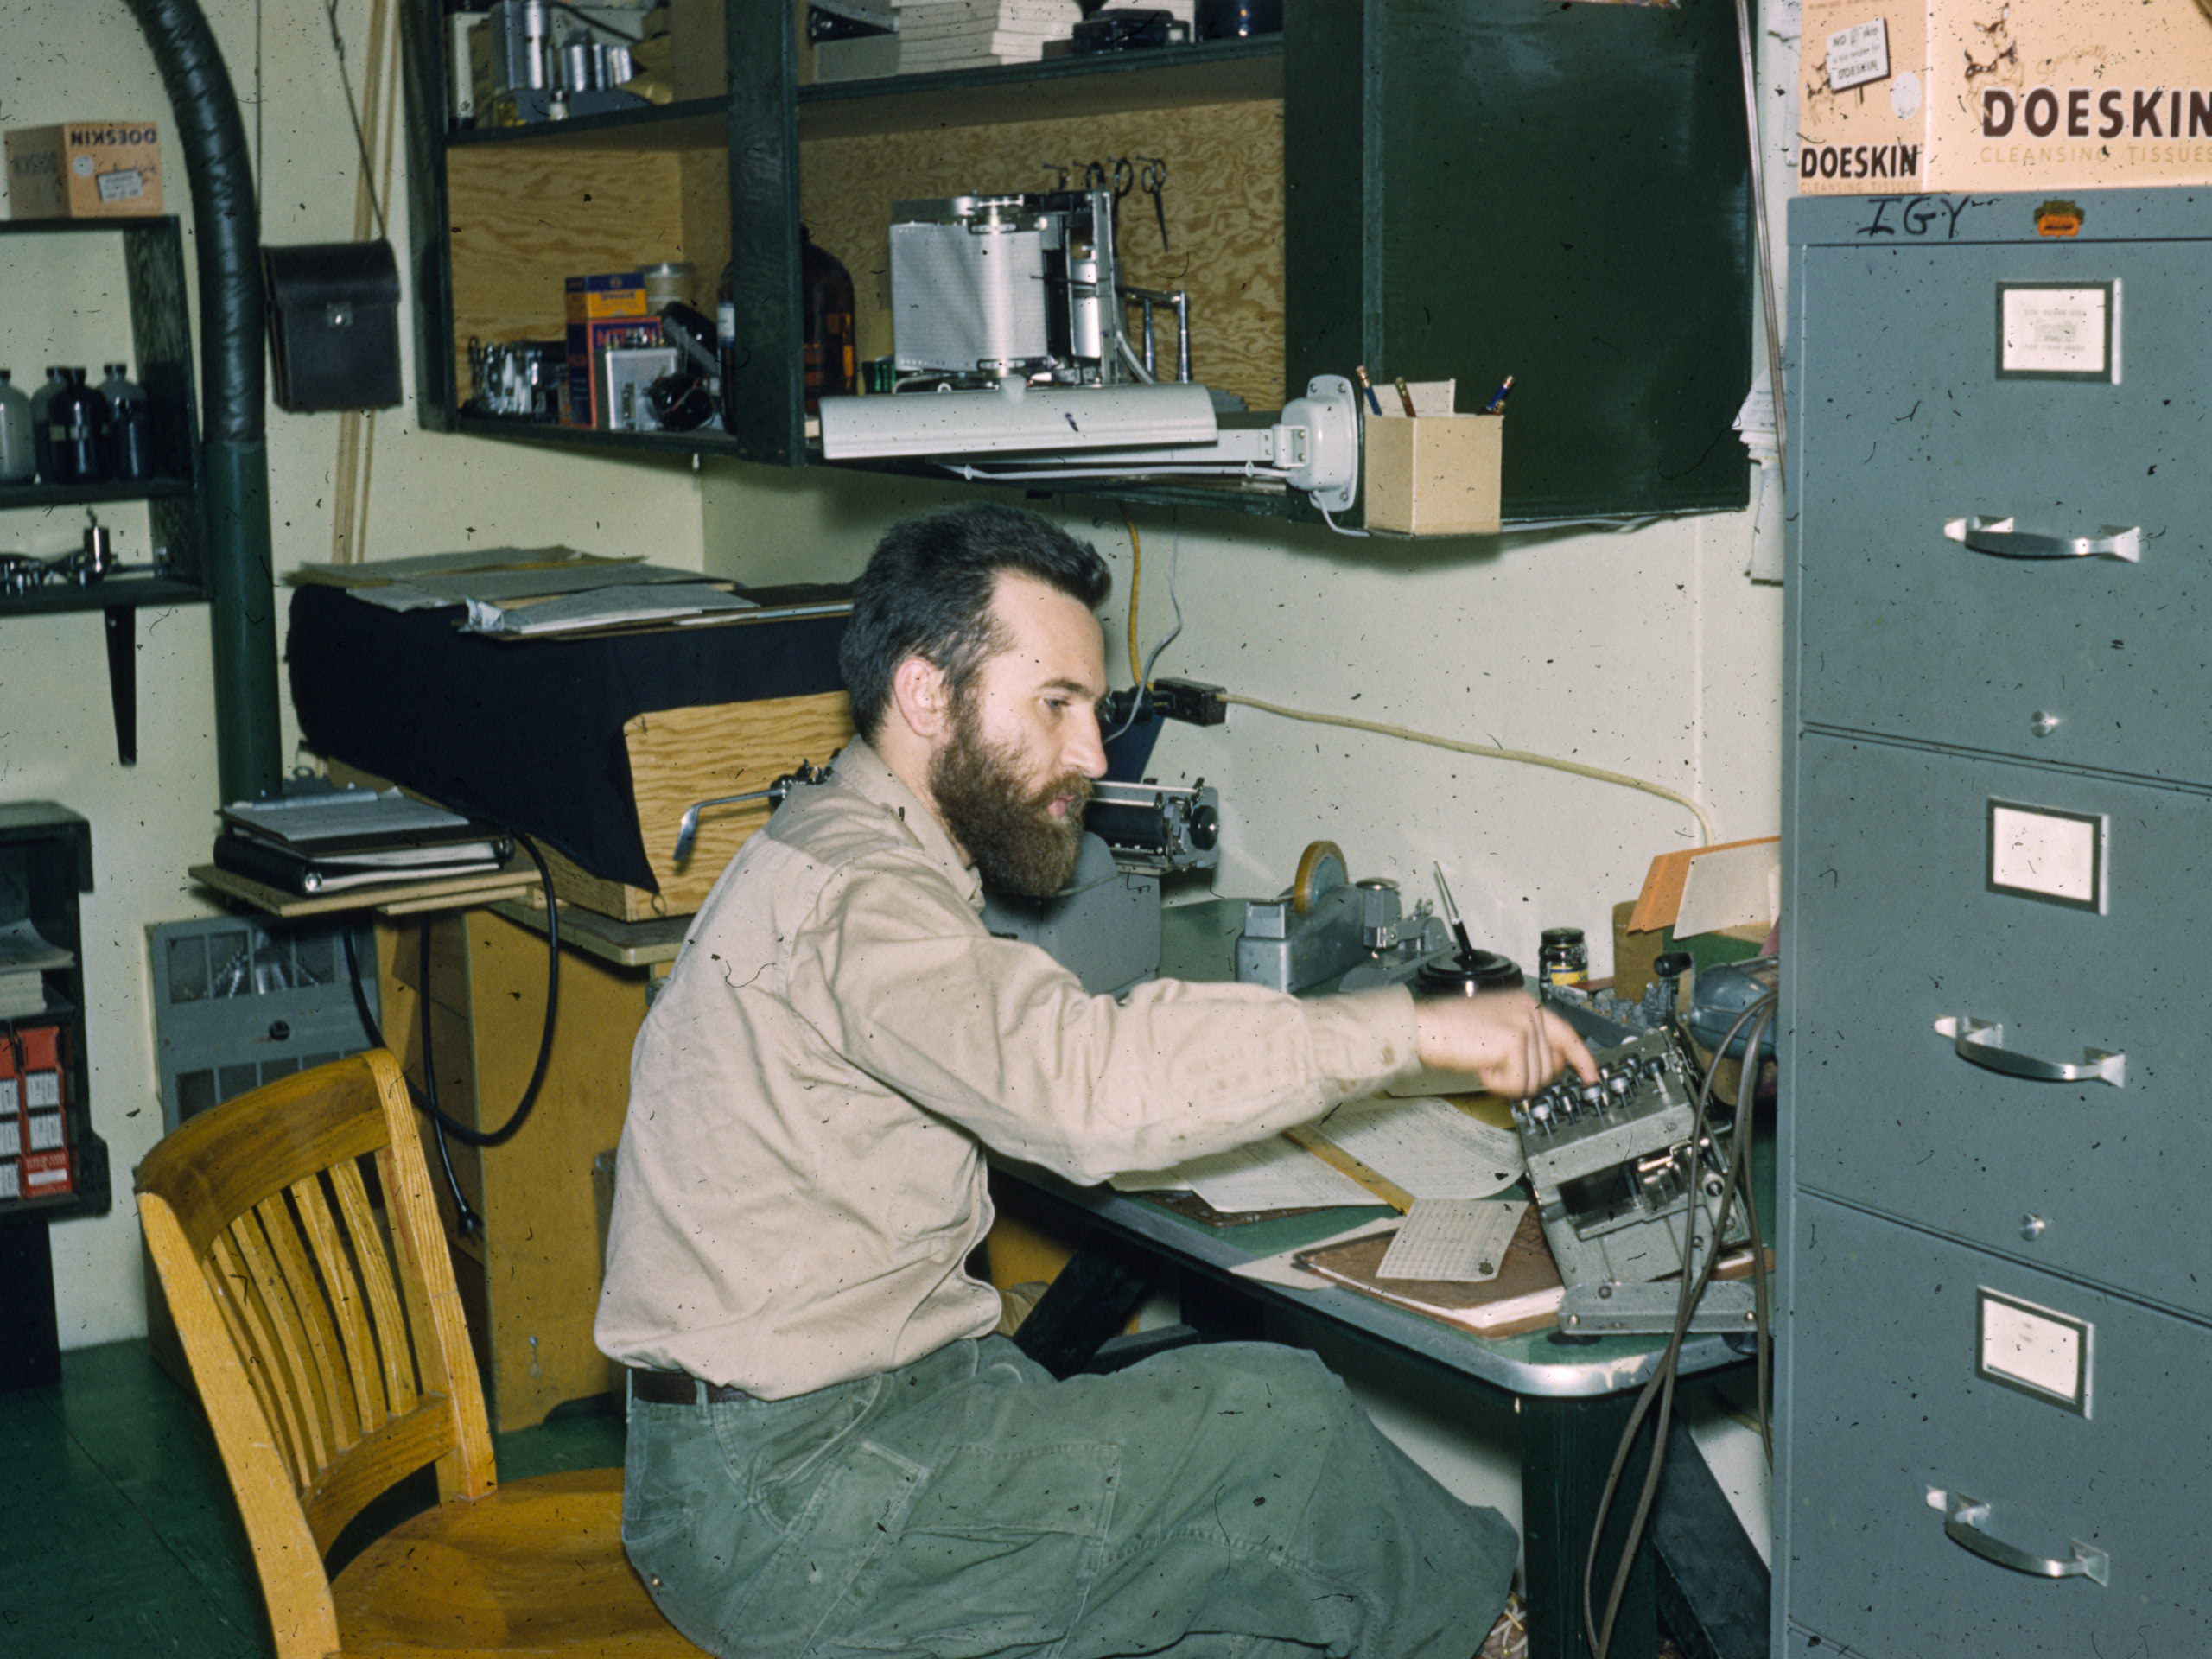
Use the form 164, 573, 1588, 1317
333, 1467, 709, 1656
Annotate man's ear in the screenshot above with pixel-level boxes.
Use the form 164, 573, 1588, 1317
889, 654, 953, 742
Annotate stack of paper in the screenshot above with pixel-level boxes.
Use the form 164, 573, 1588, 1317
0, 920, 71, 1019
213, 788, 512, 896
895, 0, 1082, 70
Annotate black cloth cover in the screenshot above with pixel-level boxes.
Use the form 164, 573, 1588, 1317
286, 582, 849, 893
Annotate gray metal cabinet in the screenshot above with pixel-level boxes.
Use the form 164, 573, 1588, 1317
1779, 189, 2212, 1655
1782, 1197, 2212, 1656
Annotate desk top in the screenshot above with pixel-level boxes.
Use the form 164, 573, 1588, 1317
1005, 1164, 1754, 1400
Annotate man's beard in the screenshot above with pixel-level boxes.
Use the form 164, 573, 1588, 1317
929, 702, 1093, 898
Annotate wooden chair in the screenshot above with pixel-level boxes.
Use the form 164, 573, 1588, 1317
136, 1048, 707, 1658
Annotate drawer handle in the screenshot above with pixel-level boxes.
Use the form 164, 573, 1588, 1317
1926, 1488, 2110, 1586
1933, 1016, 2126, 1086
1943, 515, 2140, 563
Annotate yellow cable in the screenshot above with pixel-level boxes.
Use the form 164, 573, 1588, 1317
1217, 691, 1718, 847
1121, 507, 1143, 686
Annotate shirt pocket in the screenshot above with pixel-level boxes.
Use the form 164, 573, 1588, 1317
830, 1438, 1119, 1659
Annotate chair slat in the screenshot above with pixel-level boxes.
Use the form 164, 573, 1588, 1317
374, 1128, 497, 1502
300, 1394, 460, 1557
226, 1206, 332, 1479
207, 1226, 308, 1486
260, 1180, 363, 1459
333, 1154, 420, 1420
288, 1169, 373, 1448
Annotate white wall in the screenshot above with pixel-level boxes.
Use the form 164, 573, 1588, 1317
0, 0, 703, 1347
706, 472, 1783, 974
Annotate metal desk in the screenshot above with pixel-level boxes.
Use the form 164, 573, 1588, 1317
993, 899, 1767, 1659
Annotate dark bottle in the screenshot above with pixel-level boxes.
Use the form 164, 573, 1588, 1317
47, 367, 111, 485
799, 226, 855, 416
99, 363, 155, 481
0, 371, 34, 484
28, 365, 67, 482
716, 257, 740, 435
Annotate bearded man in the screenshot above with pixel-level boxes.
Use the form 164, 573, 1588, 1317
597, 502, 1594, 1659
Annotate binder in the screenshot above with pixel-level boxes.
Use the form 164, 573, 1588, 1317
211, 831, 505, 895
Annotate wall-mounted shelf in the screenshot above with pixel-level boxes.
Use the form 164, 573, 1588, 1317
401, 3, 1751, 528
0, 216, 209, 764
0, 804, 110, 1394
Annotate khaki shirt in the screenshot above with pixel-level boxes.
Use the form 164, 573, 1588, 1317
594, 737, 1420, 1399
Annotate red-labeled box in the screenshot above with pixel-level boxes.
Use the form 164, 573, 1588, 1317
20, 1147, 71, 1198
16, 1025, 64, 1111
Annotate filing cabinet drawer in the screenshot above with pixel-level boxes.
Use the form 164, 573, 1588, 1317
1792, 235, 2212, 784
1787, 734, 2212, 1316
1780, 1196, 2211, 1658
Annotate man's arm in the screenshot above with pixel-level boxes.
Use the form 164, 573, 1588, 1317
1414, 989, 1599, 1099
799, 851, 1591, 1182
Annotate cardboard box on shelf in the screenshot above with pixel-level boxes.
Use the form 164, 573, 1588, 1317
1363, 413, 1502, 537
1798, 0, 2212, 197
564, 272, 652, 426
5, 120, 162, 218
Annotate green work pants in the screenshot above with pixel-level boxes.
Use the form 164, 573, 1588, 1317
622, 1335, 1516, 1659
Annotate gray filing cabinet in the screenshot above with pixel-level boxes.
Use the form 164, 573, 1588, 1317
1778, 189, 2212, 1654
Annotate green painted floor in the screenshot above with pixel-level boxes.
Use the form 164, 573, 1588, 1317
0, 1340, 625, 1658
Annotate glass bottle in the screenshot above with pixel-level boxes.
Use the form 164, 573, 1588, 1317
799, 226, 855, 415
0, 372, 34, 484
99, 363, 154, 482
715, 257, 740, 434
28, 365, 67, 483
1538, 927, 1589, 989
47, 367, 111, 485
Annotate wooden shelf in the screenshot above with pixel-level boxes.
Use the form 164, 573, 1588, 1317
797, 38, 1281, 138
446, 96, 729, 153
190, 861, 542, 920
0, 571, 207, 618
0, 474, 194, 512
453, 413, 1306, 518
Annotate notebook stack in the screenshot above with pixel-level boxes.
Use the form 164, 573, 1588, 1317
894, 0, 1083, 71
213, 786, 513, 897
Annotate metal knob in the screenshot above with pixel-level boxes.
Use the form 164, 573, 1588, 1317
2029, 710, 2061, 737
2019, 1214, 2047, 1242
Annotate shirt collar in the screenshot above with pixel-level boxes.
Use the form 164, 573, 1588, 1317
830, 734, 982, 908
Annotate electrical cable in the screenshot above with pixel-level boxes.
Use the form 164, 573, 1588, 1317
941, 461, 1291, 483
1136, 512, 1184, 690
321, 0, 389, 241
1319, 504, 1370, 538
1216, 691, 1719, 847
1579, 993, 1776, 1659
1103, 510, 1187, 747
1122, 505, 1143, 688
339, 831, 564, 1156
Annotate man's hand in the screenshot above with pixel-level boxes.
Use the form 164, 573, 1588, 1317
1414, 989, 1599, 1099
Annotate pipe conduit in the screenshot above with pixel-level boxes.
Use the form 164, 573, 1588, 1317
125, 0, 282, 803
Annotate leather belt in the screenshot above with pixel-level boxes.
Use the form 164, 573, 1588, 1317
628, 1366, 753, 1405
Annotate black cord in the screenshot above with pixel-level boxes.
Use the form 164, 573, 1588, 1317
1581, 993, 1776, 1659
339, 831, 563, 1158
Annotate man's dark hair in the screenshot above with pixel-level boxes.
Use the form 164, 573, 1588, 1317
839, 503, 1112, 741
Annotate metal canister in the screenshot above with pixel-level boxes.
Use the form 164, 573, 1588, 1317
1538, 927, 1588, 988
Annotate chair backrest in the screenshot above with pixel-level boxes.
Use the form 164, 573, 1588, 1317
137, 1048, 497, 1657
